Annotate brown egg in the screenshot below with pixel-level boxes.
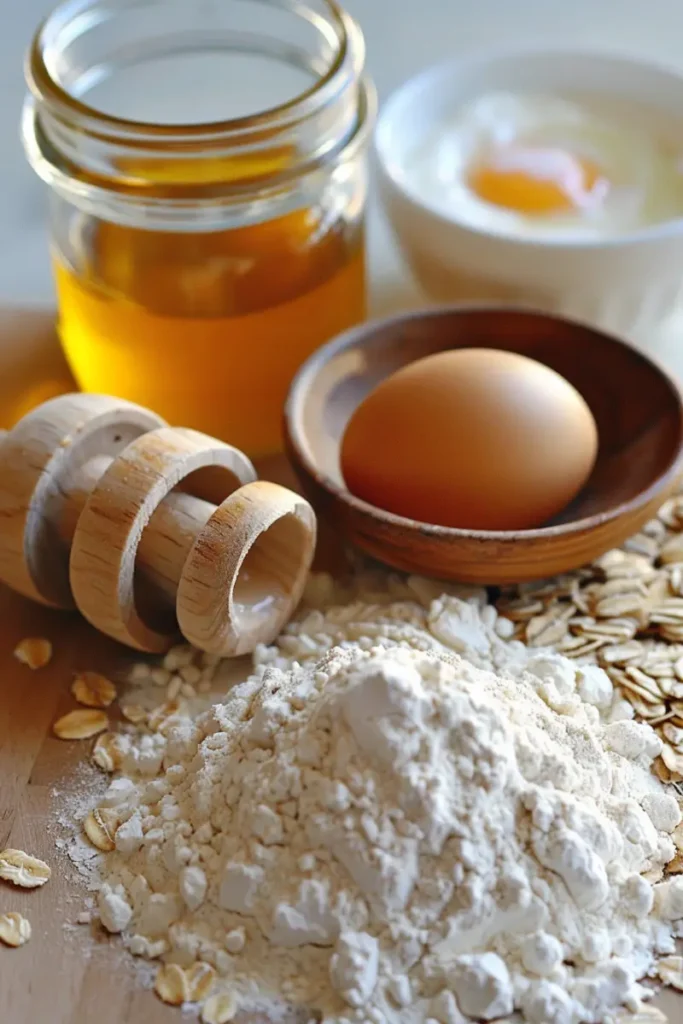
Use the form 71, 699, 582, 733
340, 348, 599, 531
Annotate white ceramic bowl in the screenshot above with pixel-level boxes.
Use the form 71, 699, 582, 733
375, 47, 683, 365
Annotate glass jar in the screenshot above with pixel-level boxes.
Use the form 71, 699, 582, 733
23, 0, 374, 457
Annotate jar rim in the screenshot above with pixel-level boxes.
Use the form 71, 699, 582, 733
26, 0, 361, 141
23, 0, 375, 224
22, 77, 376, 218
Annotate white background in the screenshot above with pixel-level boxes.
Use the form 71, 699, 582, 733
3, 0, 683, 309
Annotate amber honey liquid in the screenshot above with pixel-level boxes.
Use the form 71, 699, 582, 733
55, 209, 365, 456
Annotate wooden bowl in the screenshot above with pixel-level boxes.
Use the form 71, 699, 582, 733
284, 307, 683, 584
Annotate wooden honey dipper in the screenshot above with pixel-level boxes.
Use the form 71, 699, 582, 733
0, 393, 316, 657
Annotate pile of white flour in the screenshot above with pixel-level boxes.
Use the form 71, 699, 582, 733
80, 572, 683, 1023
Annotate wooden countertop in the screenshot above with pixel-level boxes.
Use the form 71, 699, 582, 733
0, 311, 680, 1023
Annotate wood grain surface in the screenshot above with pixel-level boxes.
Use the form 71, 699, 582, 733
0, 311, 680, 1023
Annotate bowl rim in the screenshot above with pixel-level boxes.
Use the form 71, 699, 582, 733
374, 43, 683, 251
284, 305, 683, 541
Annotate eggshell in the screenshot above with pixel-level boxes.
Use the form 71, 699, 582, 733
340, 348, 599, 531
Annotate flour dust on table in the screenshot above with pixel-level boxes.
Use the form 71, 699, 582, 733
61, 569, 683, 1024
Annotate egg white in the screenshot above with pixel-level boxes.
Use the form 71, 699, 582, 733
407, 93, 683, 238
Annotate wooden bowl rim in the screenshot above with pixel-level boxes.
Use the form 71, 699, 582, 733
284, 305, 683, 541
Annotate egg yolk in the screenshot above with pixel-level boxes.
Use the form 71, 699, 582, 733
468, 145, 606, 215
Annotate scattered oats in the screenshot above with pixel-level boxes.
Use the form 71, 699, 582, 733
624, 533, 660, 559
670, 566, 683, 595
623, 694, 667, 720
128, 662, 151, 683
186, 961, 216, 1001
150, 666, 171, 687
641, 661, 674, 681
663, 723, 683, 746
0, 849, 51, 888
564, 638, 607, 659
92, 732, 124, 772
557, 635, 591, 654
657, 678, 680, 699
673, 823, 683, 850
593, 550, 630, 573
595, 593, 646, 619
661, 623, 683, 642
121, 704, 147, 725
648, 713, 676, 728
180, 664, 202, 685
647, 577, 676, 610
147, 699, 181, 732
129, 935, 167, 958
71, 671, 117, 708
55, 708, 109, 741
624, 666, 663, 700
643, 518, 667, 541
163, 645, 194, 671
665, 851, 683, 874
497, 501, 683, 772
660, 534, 683, 564
661, 745, 683, 779
162, 649, 183, 671
14, 636, 52, 669
657, 955, 683, 990
224, 927, 245, 954
53, 708, 108, 740
595, 577, 647, 600
600, 641, 644, 665
0, 912, 31, 947
154, 963, 190, 1005
597, 618, 640, 642
525, 606, 572, 646
498, 597, 545, 622
659, 499, 683, 529
617, 675, 661, 706
166, 675, 182, 700
76, 911, 92, 925
564, 615, 595, 634
614, 1005, 668, 1022
201, 993, 239, 1024
83, 808, 119, 852
652, 603, 683, 626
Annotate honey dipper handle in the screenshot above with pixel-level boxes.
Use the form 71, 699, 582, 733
177, 480, 317, 657
0, 395, 317, 657
57, 454, 218, 608
70, 425, 258, 653
0, 394, 166, 607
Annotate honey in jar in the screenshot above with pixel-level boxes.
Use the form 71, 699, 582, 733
24, 0, 374, 457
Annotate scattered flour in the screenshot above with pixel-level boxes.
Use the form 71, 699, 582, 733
67, 571, 683, 1023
